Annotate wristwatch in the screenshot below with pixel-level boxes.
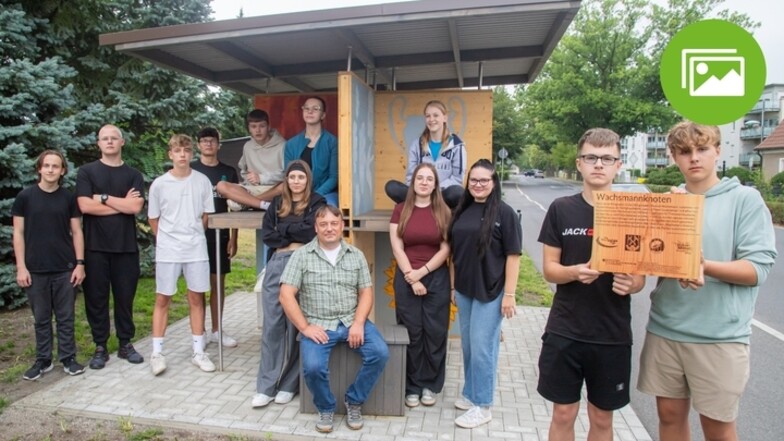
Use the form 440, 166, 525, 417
100, 193, 109, 205
76, 259, 85, 266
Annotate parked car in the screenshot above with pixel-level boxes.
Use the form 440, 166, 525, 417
523, 169, 535, 177
534, 170, 545, 179
611, 183, 650, 193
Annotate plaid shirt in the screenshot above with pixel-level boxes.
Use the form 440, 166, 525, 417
280, 238, 372, 331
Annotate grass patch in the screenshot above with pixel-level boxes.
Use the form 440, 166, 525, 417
0, 395, 8, 415
1, 364, 26, 383
516, 252, 553, 307
126, 427, 164, 441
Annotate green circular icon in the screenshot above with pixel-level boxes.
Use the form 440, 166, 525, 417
660, 19, 766, 125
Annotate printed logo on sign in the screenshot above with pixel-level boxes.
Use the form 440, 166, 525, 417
649, 239, 665, 253
596, 237, 619, 248
660, 20, 766, 125
676, 241, 692, 253
625, 235, 641, 252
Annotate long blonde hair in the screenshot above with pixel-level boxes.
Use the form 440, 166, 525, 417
278, 160, 313, 217
419, 100, 450, 155
396, 163, 451, 241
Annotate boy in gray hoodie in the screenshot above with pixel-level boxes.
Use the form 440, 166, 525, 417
637, 121, 777, 441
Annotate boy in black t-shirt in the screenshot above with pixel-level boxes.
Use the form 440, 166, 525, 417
76, 124, 145, 369
191, 127, 240, 348
13, 150, 86, 379
537, 128, 645, 440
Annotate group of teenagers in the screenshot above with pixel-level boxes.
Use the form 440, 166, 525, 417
11, 94, 776, 440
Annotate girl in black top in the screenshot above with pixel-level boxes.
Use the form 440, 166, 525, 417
254, 160, 325, 408
448, 159, 522, 429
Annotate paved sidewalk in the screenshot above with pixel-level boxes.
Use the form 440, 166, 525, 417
11, 292, 652, 440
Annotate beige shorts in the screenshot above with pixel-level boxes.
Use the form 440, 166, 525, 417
243, 184, 275, 197
155, 261, 210, 296
637, 332, 750, 422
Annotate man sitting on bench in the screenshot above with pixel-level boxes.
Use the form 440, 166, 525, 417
279, 205, 389, 433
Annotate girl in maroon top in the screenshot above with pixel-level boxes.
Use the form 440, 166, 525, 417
389, 163, 452, 408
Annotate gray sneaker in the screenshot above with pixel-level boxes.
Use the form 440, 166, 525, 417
421, 388, 436, 406
315, 411, 334, 433
345, 402, 364, 430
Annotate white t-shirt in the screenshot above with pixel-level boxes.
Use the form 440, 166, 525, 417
148, 170, 215, 263
320, 244, 342, 266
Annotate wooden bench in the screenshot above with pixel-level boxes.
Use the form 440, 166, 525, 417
299, 324, 409, 416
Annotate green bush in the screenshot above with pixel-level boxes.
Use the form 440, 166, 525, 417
647, 184, 673, 193
645, 165, 684, 186
724, 166, 752, 184
766, 201, 784, 224
770, 171, 784, 189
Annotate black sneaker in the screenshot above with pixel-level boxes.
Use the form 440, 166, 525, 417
118, 343, 144, 364
63, 357, 86, 376
89, 346, 109, 369
22, 359, 53, 381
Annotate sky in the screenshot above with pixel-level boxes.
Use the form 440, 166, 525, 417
210, 0, 783, 85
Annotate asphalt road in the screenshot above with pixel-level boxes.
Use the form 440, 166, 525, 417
503, 174, 784, 441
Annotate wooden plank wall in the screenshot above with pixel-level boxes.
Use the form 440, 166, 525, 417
374, 91, 493, 210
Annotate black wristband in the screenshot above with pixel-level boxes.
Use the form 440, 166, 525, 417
76, 259, 85, 265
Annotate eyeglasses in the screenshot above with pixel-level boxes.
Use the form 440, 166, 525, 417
301, 106, 323, 112
468, 178, 492, 186
579, 154, 619, 165
199, 139, 218, 145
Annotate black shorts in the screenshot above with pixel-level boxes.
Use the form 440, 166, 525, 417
205, 229, 231, 274
537, 332, 631, 411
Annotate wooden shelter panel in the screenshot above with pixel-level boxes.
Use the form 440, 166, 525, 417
374, 91, 492, 210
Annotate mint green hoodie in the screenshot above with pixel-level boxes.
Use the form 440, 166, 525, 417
647, 177, 777, 344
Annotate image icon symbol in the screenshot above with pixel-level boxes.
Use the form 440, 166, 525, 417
681, 49, 745, 97
659, 19, 766, 125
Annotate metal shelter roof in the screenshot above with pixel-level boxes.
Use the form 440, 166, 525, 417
99, 0, 581, 95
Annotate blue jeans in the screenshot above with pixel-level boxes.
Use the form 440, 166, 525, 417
455, 290, 503, 407
300, 321, 389, 412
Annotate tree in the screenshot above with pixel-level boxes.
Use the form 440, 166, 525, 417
492, 87, 525, 161
1, 1, 249, 308
517, 0, 757, 152
550, 142, 578, 172
520, 144, 551, 171
0, 4, 106, 308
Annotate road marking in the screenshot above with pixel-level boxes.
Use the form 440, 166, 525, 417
516, 185, 546, 212
752, 319, 784, 342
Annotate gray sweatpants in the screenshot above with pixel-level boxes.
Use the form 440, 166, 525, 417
256, 250, 300, 396
27, 271, 77, 362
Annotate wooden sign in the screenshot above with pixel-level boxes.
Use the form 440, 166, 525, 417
590, 191, 704, 279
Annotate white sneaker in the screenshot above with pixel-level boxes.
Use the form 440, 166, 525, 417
252, 393, 274, 408
454, 395, 473, 410
405, 394, 420, 408
420, 388, 436, 406
201, 332, 210, 350
191, 352, 216, 372
455, 406, 492, 429
212, 331, 238, 348
274, 391, 295, 404
227, 200, 244, 212
150, 353, 166, 376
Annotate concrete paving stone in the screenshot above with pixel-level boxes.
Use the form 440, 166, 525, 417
488, 430, 524, 440
386, 421, 407, 436
84, 404, 118, 414
199, 417, 234, 428
357, 433, 396, 441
